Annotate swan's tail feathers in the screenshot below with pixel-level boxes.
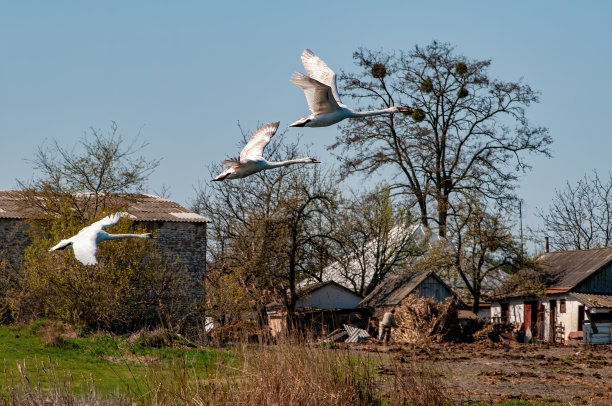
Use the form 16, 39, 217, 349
49, 239, 72, 252
289, 118, 310, 127
212, 172, 230, 182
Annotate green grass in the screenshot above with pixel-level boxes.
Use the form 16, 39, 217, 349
0, 321, 231, 396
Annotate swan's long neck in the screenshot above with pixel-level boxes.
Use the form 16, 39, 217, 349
349, 106, 399, 118
106, 233, 151, 240
266, 157, 316, 168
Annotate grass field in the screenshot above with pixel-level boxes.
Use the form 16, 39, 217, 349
0, 321, 569, 405
0, 320, 232, 397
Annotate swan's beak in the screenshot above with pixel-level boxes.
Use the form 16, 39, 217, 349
151, 235, 158, 239
399, 107, 411, 113
312, 159, 321, 163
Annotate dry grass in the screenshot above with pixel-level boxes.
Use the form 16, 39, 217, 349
134, 343, 448, 406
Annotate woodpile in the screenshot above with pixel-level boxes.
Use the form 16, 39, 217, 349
394, 295, 477, 344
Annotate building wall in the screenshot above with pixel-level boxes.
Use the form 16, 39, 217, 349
492, 296, 585, 343
147, 221, 207, 300
575, 262, 612, 293
0, 219, 32, 264
297, 285, 362, 310
416, 275, 453, 302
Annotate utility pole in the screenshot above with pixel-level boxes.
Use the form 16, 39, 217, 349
519, 199, 524, 258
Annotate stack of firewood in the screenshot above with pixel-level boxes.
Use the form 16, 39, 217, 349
394, 295, 465, 344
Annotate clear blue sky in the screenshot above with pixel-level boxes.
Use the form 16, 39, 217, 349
1, 1, 611, 240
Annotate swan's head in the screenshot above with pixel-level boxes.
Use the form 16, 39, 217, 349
307, 157, 320, 164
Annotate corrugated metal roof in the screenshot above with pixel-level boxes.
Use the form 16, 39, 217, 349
0, 191, 210, 223
571, 293, 612, 308
297, 281, 362, 299
537, 247, 612, 292
358, 271, 432, 309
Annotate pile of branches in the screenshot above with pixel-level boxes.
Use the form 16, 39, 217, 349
394, 295, 476, 344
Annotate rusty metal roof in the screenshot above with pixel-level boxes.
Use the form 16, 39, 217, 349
537, 247, 612, 292
571, 293, 612, 308
0, 190, 210, 223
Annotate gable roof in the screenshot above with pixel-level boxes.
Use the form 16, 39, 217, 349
297, 223, 440, 292
358, 270, 454, 309
537, 247, 612, 293
0, 191, 210, 223
297, 280, 363, 299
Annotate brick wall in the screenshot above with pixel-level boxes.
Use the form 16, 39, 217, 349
139, 221, 207, 300
0, 219, 32, 265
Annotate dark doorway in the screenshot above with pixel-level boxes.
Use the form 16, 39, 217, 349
578, 305, 585, 331
549, 300, 557, 343
524, 301, 538, 336
501, 303, 509, 322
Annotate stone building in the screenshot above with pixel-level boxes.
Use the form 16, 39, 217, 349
0, 191, 210, 300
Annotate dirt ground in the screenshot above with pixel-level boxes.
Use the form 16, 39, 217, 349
347, 340, 612, 404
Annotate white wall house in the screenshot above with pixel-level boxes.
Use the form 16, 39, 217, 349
492, 247, 612, 344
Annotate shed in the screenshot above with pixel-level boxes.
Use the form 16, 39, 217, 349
296, 281, 363, 310
358, 270, 457, 318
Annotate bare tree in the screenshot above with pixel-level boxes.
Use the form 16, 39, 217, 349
331, 42, 552, 236
17, 122, 160, 221
537, 170, 612, 250
446, 196, 522, 313
192, 126, 339, 316
323, 186, 422, 296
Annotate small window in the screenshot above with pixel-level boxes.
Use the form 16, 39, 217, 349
560, 299, 566, 313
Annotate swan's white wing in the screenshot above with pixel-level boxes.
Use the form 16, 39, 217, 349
291, 72, 340, 115
49, 238, 73, 252
239, 122, 280, 161
88, 212, 122, 230
71, 234, 99, 266
301, 49, 342, 104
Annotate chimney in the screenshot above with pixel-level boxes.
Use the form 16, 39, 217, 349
545, 237, 550, 253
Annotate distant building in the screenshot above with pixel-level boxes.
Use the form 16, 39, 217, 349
491, 247, 612, 344
266, 281, 366, 337
0, 191, 210, 300
295, 281, 363, 310
297, 223, 440, 294
358, 270, 458, 318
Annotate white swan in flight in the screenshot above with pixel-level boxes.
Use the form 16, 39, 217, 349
49, 212, 156, 266
213, 121, 320, 181
290, 49, 411, 127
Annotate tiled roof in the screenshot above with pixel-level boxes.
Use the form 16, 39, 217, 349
0, 191, 210, 223
571, 293, 612, 309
